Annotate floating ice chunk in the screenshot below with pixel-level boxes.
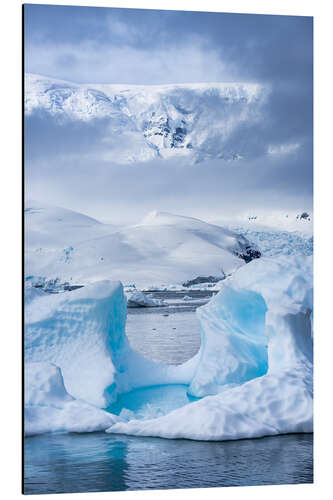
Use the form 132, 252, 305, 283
126, 290, 165, 307
25, 362, 119, 436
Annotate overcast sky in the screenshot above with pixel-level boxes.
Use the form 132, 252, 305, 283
24, 4, 313, 224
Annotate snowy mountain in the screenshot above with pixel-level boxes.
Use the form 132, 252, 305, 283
25, 201, 117, 249
25, 202, 260, 288
25, 73, 267, 163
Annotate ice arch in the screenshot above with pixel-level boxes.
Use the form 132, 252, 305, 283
107, 256, 313, 440
25, 255, 313, 439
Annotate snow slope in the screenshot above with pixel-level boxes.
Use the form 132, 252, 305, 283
25, 202, 259, 288
25, 73, 267, 163
25, 200, 116, 249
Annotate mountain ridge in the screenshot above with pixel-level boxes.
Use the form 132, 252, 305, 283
25, 73, 268, 164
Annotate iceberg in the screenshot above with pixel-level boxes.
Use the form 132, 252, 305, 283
106, 256, 313, 440
25, 362, 120, 436
126, 290, 165, 308
25, 255, 313, 441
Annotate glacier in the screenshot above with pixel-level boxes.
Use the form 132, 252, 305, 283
25, 253, 313, 441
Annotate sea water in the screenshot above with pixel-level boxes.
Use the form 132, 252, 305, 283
24, 433, 313, 494
24, 291, 313, 493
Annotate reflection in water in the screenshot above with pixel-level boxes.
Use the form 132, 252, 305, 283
24, 432, 313, 494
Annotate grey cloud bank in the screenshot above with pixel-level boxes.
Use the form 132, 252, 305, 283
24, 5, 312, 223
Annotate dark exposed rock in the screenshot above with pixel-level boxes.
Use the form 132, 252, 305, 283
297, 212, 310, 220
143, 115, 188, 149
171, 126, 187, 148
235, 246, 261, 263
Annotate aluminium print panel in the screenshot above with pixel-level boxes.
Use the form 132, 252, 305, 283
23, 3, 313, 494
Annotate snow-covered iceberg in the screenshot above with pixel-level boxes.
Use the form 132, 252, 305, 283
106, 256, 313, 440
25, 362, 119, 436
25, 255, 313, 441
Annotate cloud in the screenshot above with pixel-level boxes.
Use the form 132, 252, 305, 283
268, 143, 300, 156
25, 113, 313, 224
24, 5, 313, 222
26, 37, 232, 85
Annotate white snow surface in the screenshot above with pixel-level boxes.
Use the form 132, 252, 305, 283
25, 201, 255, 288
25, 73, 267, 163
107, 256, 313, 440
25, 362, 120, 436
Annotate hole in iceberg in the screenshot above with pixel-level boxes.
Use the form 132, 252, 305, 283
106, 286, 270, 420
